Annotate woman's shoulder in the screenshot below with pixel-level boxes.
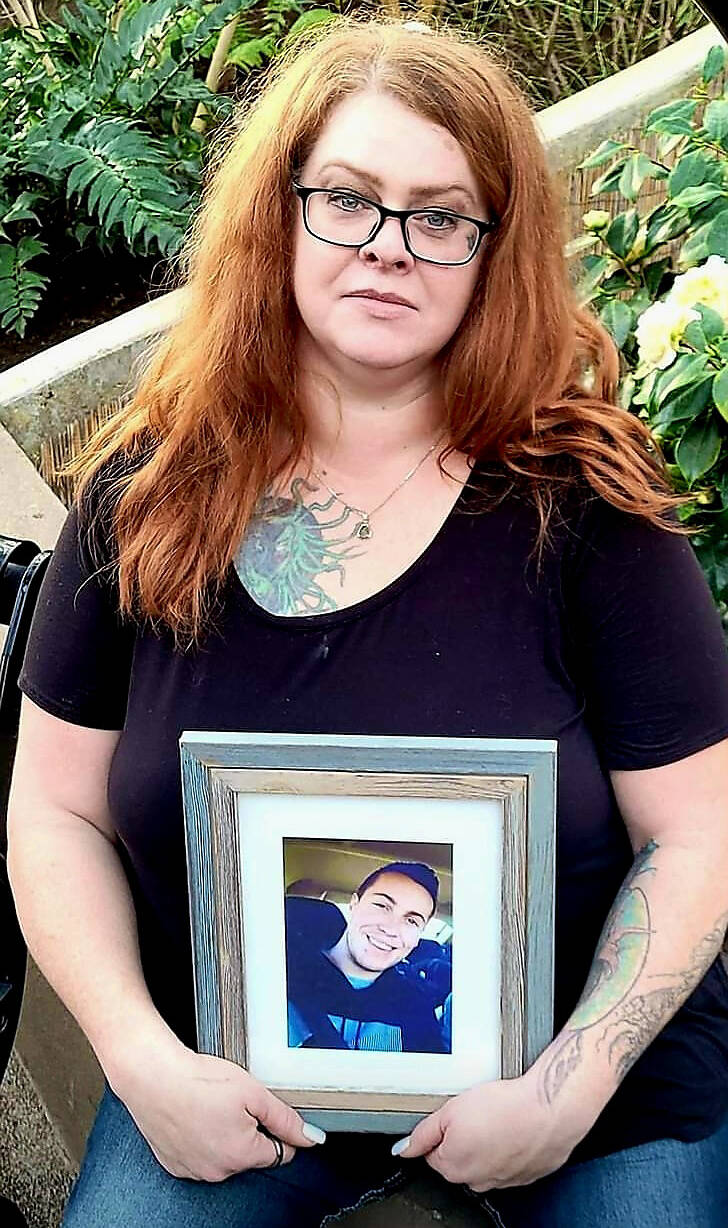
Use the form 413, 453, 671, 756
466, 459, 660, 552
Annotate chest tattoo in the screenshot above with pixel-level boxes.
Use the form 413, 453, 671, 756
234, 477, 361, 615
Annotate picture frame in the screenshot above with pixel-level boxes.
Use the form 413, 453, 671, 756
181, 732, 556, 1134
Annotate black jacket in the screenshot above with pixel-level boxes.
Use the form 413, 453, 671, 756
285, 896, 448, 1053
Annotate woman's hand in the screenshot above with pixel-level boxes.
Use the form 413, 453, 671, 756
391, 1066, 590, 1192
109, 1030, 325, 1182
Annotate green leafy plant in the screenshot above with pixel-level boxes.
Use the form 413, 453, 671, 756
576, 44, 728, 627
0, 235, 48, 336
0, 0, 339, 337
1, 1, 707, 341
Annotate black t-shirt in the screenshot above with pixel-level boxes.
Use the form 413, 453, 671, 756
18, 464, 728, 1162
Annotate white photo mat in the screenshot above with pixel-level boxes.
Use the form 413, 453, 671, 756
239, 792, 503, 1095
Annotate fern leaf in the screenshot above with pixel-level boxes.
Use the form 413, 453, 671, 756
134, 0, 258, 113
261, 0, 301, 39
193, 1, 256, 46
102, 189, 129, 233
25, 140, 86, 177
135, 58, 178, 108
66, 157, 98, 200
59, 1, 107, 40
121, 0, 182, 60
2, 191, 42, 226
92, 31, 126, 98
17, 271, 47, 291
71, 221, 96, 248
227, 35, 274, 71
114, 79, 144, 109
16, 236, 46, 263
27, 118, 188, 256
0, 237, 49, 337
143, 215, 186, 257
86, 168, 120, 224
91, 1, 183, 103
121, 197, 139, 246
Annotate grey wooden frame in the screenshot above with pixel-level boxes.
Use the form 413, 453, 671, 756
181, 732, 556, 1133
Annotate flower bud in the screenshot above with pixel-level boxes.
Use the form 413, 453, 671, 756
582, 210, 611, 232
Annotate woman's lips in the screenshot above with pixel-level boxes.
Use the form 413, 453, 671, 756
346, 295, 414, 316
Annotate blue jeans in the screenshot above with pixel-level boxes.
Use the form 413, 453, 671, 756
63, 1087, 728, 1228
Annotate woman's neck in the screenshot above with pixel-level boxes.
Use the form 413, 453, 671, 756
296, 340, 447, 479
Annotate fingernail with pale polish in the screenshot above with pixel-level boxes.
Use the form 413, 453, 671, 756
391, 1135, 411, 1156
303, 1123, 327, 1144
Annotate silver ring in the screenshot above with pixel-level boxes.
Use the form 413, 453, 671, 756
268, 1135, 285, 1168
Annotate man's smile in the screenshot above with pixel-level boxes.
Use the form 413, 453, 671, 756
365, 934, 398, 952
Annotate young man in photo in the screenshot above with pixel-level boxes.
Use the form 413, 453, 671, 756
285, 861, 450, 1054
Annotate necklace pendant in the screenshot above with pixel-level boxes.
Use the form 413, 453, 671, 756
354, 519, 372, 541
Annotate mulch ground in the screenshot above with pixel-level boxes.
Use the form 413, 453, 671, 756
0, 1051, 75, 1228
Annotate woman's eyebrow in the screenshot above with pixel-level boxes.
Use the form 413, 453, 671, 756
316, 161, 476, 208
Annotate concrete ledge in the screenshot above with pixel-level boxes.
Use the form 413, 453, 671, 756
0, 1050, 74, 1228
0, 289, 185, 464
0, 424, 65, 549
15, 965, 104, 1171
538, 23, 725, 172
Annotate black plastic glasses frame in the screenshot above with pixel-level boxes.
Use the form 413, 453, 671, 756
292, 180, 497, 266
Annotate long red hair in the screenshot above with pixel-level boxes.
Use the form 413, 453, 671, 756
73, 15, 679, 644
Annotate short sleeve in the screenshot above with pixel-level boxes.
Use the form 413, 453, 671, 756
564, 500, 728, 770
18, 497, 134, 730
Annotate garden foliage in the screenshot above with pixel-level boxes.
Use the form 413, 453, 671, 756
577, 44, 728, 625
0, 1, 707, 339
0, 0, 337, 336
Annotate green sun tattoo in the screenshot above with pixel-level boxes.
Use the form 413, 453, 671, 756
234, 477, 360, 616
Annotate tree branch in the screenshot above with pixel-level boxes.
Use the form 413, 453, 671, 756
191, 15, 240, 134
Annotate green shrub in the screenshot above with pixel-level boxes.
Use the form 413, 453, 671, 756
1, 1, 707, 340
0, 0, 337, 337
577, 44, 728, 627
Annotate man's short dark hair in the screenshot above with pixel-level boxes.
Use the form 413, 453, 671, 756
354, 862, 439, 915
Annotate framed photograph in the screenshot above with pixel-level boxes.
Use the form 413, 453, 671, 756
181, 732, 556, 1134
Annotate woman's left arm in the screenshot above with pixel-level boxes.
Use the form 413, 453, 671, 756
393, 739, 728, 1191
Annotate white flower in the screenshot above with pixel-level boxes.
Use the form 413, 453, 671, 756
635, 299, 700, 372
670, 255, 728, 323
582, 210, 611, 232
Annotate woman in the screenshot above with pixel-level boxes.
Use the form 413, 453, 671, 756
8, 16, 728, 1228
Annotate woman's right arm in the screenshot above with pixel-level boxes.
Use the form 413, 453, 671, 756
7, 697, 323, 1179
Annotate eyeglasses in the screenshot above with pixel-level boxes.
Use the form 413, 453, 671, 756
292, 180, 497, 266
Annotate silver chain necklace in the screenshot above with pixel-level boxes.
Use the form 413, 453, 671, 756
310, 436, 442, 541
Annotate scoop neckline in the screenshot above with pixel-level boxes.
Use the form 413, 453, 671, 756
229, 460, 482, 631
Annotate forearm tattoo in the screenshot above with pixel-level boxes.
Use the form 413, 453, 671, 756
540, 838, 728, 1103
